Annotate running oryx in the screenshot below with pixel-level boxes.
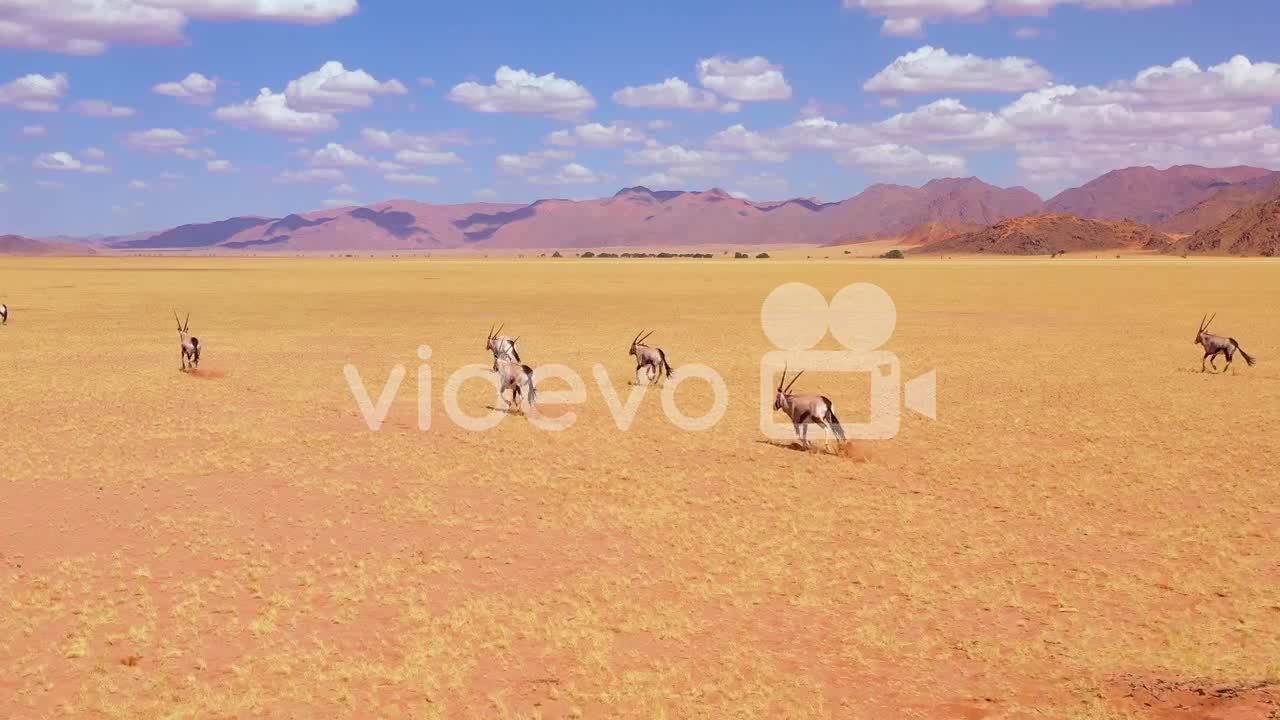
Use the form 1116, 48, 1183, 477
0, 302, 7, 326
492, 355, 536, 413
773, 364, 846, 451
485, 323, 521, 362
629, 330, 674, 385
174, 311, 201, 371
1194, 312, 1255, 373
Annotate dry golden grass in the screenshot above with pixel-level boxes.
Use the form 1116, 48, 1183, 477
1, 254, 1278, 719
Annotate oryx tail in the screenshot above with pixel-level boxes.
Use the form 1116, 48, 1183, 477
1232, 339, 1256, 367
822, 397, 847, 441
658, 348, 674, 378
524, 364, 537, 406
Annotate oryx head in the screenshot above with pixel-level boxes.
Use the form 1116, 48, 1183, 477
1195, 312, 1215, 345
174, 310, 190, 338
629, 329, 654, 357
774, 364, 803, 411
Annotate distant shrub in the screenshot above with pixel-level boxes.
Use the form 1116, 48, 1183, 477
581, 251, 595, 258
552, 250, 562, 257
734, 252, 749, 259
755, 252, 770, 259
880, 249, 905, 259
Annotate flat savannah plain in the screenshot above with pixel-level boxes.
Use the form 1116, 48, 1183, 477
2, 256, 1278, 720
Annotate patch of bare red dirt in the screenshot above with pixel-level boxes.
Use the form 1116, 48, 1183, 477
1111, 675, 1280, 719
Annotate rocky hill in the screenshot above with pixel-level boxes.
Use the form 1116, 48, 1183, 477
1171, 198, 1280, 256
919, 214, 1173, 255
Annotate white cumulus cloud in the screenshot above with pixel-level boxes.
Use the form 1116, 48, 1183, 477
612, 77, 721, 111
864, 46, 1053, 94
623, 142, 734, 178
706, 124, 790, 162
0, 0, 357, 55
0, 72, 69, 111
275, 168, 344, 183
301, 142, 371, 167
839, 143, 967, 177
846, 0, 1181, 37
284, 61, 407, 113
448, 66, 596, 119
153, 72, 217, 104
496, 149, 573, 176
384, 172, 439, 185
394, 149, 462, 166
175, 146, 215, 160
874, 98, 1014, 144
214, 88, 339, 134
530, 162, 607, 185
696, 55, 792, 102
124, 128, 192, 150
33, 150, 110, 173
546, 122, 647, 148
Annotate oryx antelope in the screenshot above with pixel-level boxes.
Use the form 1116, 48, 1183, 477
485, 323, 521, 362
773, 365, 847, 451
629, 330, 674, 385
174, 311, 201, 371
0, 302, 7, 325
492, 356, 536, 413
1194, 313, 1255, 372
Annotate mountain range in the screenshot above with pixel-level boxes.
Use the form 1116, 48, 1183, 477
0, 234, 97, 256
16, 164, 1280, 256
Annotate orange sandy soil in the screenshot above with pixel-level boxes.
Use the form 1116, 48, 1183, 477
1, 256, 1278, 719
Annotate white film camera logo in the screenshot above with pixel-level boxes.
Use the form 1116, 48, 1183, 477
759, 282, 936, 442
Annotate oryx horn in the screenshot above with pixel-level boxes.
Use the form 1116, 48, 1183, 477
784, 369, 804, 394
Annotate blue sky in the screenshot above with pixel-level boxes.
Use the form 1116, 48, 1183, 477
2, 0, 1279, 236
